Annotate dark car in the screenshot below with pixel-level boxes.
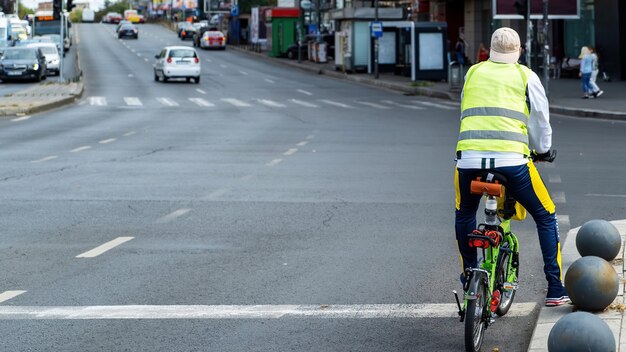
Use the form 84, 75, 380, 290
192, 26, 216, 47
0, 47, 47, 82
118, 24, 139, 39
286, 34, 335, 60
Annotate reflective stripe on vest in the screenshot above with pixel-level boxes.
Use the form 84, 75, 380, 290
456, 61, 531, 155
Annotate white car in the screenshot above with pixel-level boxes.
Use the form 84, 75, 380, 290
153, 46, 201, 83
26, 42, 60, 75
200, 31, 226, 50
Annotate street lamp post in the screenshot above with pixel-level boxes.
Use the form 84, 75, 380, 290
374, 0, 378, 79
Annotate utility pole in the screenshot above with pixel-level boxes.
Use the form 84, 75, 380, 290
374, 0, 378, 79
59, 5, 65, 83
542, 0, 550, 98
525, 0, 531, 67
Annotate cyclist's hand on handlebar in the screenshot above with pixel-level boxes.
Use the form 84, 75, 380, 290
531, 150, 557, 163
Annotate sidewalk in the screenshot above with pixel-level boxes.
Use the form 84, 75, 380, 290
0, 82, 84, 118
230, 45, 626, 121
528, 221, 626, 352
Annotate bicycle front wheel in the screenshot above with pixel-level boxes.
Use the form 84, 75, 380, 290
464, 278, 487, 352
495, 243, 517, 316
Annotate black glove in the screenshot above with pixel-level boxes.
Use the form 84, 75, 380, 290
531, 150, 557, 163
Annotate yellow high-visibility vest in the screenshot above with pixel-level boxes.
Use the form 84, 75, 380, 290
456, 60, 532, 156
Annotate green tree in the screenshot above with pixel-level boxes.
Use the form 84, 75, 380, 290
18, 3, 35, 19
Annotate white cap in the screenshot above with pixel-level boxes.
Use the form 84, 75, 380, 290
489, 27, 521, 64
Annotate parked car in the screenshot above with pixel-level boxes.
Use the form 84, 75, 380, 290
0, 47, 47, 82
26, 42, 60, 75
153, 46, 201, 83
118, 23, 138, 39
200, 31, 226, 50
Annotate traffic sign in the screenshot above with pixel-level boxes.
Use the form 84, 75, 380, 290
371, 21, 383, 38
231, 5, 239, 16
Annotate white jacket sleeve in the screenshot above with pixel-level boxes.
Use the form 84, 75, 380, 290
527, 72, 552, 154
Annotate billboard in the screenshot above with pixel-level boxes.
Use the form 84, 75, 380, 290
206, 0, 231, 12
171, 0, 198, 9
493, 0, 579, 19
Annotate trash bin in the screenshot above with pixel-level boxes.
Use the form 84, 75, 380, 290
316, 42, 327, 63
448, 61, 463, 91
309, 41, 316, 62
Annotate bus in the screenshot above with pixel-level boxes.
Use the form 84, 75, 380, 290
32, 11, 71, 52
0, 17, 9, 48
124, 9, 140, 23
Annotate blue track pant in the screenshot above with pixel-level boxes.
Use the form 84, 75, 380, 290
454, 161, 563, 289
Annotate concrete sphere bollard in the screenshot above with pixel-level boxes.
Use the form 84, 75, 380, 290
576, 219, 622, 261
548, 311, 615, 352
564, 256, 619, 311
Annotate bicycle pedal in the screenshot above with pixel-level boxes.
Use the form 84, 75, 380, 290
502, 282, 518, 291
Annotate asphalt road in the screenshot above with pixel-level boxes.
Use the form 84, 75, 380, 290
0, 23, 626, 351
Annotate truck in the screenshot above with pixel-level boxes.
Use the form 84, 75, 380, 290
82, 9, 95, 22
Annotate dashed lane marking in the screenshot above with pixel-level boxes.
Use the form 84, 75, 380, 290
357, 101, 390, 109
382, 100, 425, 110
264, 78, 275, 84
297, 89, 313, 96
258, 99, 286, 108
221, 98, 251, 107
124, 97, 142, 106
11, 115, 31, 122
157, 208, 191, 224
203, 188, 229, 200
414, 101, 458, 110
0, 303, 538, 319
283, 148, 298, 156
586, 193, 626, 198
76, 237, 134, 258
296, 141, 309, 146
123, 131, 136, 137
157, 97, 179, 107
196, 89, 206, 94
31, 155, 58, 163
99, 138, 116, 144
290, 99, 318, 108
0, 291, 27, 304
320, 99, 353, 109
189, 98, 215, 107
70, 146, 92, 153
266, 159, 283, 167
88, 97, 107, 106
239, 71, 249, 75
551, 191, 566, 203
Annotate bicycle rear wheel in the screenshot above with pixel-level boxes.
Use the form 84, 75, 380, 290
495, 243, 517, 316
464, 278, 487, 352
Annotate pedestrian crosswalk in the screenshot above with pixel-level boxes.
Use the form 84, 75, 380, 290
82, 96, 461, 111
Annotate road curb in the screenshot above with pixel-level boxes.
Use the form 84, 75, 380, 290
0, 82, 84, 118
528, 220, 626, 351
550, 105, 626, 121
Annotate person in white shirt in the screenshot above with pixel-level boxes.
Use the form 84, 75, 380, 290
454, 27, 569, 307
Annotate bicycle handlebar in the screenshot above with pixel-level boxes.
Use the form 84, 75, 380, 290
530, 149, 557, 163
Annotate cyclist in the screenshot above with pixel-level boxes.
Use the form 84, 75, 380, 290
454, 27, 569, 307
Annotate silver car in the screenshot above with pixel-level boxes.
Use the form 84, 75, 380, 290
26, 43, 60, 75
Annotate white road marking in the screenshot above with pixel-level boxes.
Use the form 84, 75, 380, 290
266, 159, 283, 167
221, 98, 251, 107
306, 134, 315, 140
89, 96, 107, 106
586, 193, 626, 198
239, 71, 249, 75
264, 78, 275, 84
220, 64, 228, 68
0, 291, 27, 304
414, 101, 458, 110
144, 58, 149, 62
11, 115, 31, 122
70, 146, 92, 153
99, 138, 116, 144
296, 141, 309, 146
548, 174, 562, 183
357, 101, 390, 109
0, 303, 538, 319
290, 99, 318, 108
382, 100, 425, 110
206, 58, 213, 62
257, 99, 286, 108
76, 237, 134, 258
320, 99, 353, 109
31, 155, 57, 163
297, 89, 313, 96
124, 97, 142, 106
283, 148, 298, 156
557, 215, 570, 228
189, 98, 215, 107
157, 97, 179, 106
128, 73, 134, 77
130, 49, 136, 53
196, 89, 207, 94
157, 208, 191, 223
204, 188, 229, 200
551, 191, 566, 203
123, 131, 136, 137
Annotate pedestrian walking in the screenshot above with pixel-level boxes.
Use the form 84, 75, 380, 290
578, 46, 594, 99
475, 42, 489, 63
455, 34, 468, 66
589, 46, 604, 98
